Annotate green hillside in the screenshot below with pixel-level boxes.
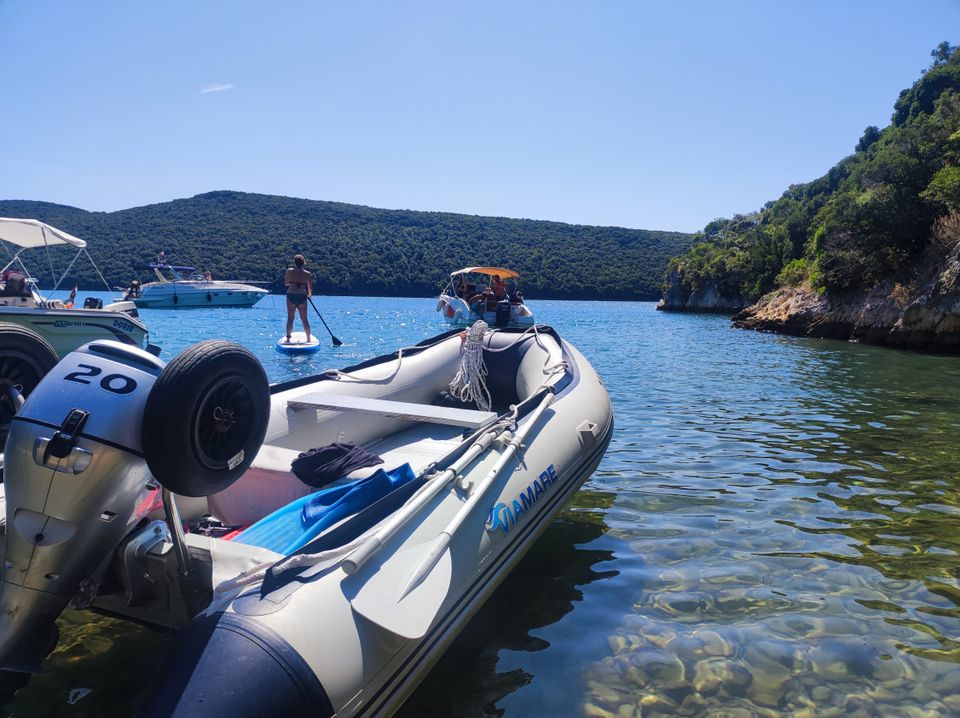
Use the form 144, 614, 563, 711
0, 194, 691, 300
665, 42, 960, 302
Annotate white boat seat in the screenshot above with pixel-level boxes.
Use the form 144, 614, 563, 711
287, 392, 498, 429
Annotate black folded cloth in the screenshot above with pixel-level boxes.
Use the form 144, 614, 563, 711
291, 442, 384, 488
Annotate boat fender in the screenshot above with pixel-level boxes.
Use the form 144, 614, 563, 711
172, 294, 178, 305
141, 341, 269, 497
207, 293, 212, 302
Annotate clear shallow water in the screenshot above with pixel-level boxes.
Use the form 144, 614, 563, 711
5, 295, 960, 717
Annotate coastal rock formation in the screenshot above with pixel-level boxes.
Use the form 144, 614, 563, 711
732, 244, 960, 353
656, 271, 749, 313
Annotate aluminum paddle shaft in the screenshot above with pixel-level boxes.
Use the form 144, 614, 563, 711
342, 423, 505, 575
399, 390, 556, 599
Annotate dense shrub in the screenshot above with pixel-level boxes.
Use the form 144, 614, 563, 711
0, 194, 692, 300
665, 44, 960, 301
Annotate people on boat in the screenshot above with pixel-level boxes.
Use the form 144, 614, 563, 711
469, 287, 498, 316
284, 254, 312, 343
204, 270, 213, 281
0, 269, 29, 297
122, 279, 141, 301
490, 274, 507, 300
468, 290, 484, 316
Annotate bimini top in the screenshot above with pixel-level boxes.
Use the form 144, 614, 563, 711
0, 218, 88, 249
450, 266, 520, 280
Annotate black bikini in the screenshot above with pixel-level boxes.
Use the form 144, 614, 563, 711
287, 269, 310, 306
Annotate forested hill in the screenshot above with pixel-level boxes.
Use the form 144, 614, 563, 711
0, 194, 691, 300
661, 43, 960, 309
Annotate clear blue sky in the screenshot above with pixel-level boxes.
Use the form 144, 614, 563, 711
1, 1, 957, 232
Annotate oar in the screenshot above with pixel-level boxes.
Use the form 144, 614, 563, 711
307, 296, 344, 346
208, 419, 508, 612
348, 389, 556, 640
341, 423, 506, 576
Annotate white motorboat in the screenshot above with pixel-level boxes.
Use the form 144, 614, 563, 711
131, 262, 268, 308
0, 218, 149, 355
437, 267, 535, 328
0, 218, 150, 443
0, 323, 612, 717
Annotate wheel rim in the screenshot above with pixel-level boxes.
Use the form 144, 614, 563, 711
192, 374, 261, 470
0, 351, 46, 433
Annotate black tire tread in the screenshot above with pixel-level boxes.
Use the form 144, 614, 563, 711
142, 340, 269, 497
0, 322, 59, 360
0, 322, 59, 449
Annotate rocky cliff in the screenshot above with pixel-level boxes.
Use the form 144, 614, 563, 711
732, 243, 960, 353
656, 271, 750, 313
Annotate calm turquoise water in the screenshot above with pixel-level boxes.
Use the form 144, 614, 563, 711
5, 294, 960, 717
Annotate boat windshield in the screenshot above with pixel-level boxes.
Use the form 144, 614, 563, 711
145, 263, 197, 282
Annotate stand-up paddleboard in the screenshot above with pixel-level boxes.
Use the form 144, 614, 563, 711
276, 332, 321, 353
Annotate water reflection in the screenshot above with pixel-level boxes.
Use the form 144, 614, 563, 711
1, 611, 171, 717
397, 491, 617, 717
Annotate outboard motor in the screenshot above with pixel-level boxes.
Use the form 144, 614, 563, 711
0, 341, 162, 671
0, 339, 268, 672
495, 299, 511, 327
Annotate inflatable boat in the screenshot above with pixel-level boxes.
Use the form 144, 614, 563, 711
0, 324, 612, 717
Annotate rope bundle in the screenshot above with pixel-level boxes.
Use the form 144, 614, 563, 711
449, 320, 492, 411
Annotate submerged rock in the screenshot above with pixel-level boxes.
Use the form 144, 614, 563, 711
623, 649, 687, 690
691, 658, 752, 696
583, 701, 617, 718
637, 691, 679, 715
588, 680, 622, 706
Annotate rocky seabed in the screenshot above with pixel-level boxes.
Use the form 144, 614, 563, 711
581, 610, 960, 718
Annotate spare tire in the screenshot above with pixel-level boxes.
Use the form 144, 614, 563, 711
0, 322, 59, 450
141, 341, 269, 497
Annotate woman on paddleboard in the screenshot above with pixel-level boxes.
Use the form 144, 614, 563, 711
284, 254, 312, 343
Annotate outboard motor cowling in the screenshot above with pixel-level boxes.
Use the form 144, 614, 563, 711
495, 299, 511, 327
0, 341, 163, 671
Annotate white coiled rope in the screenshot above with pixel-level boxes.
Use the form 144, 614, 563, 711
448, 320, 491, 411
